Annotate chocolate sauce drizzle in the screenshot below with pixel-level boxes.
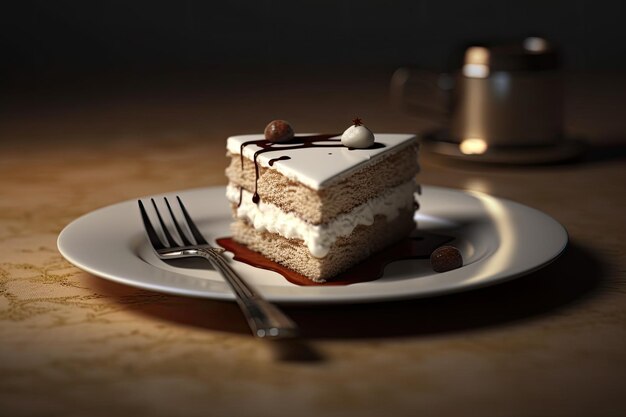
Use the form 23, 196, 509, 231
268, 156, 291, 166
238, 134, 385, 205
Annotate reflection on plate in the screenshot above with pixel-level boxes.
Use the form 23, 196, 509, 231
57, 186, 567, 305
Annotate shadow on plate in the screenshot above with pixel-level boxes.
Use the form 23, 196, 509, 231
86, 241, 608, 343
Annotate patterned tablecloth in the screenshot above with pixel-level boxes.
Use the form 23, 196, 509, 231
1, 76, 625, 416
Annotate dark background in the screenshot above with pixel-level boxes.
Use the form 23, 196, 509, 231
2, 0, 626, 147
3, 0, 626, 83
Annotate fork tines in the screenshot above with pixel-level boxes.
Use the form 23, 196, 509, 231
138, 196, 207, 250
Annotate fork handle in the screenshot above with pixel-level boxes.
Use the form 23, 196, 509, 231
198, 248, 299, 339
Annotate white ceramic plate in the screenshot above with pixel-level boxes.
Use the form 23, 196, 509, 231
57, 186, 567, 305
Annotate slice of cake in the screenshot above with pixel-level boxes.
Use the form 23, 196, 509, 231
224, 121, 419, 282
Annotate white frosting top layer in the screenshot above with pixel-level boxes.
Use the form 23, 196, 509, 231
226, 180, 416, 258
226, 133, 417, 190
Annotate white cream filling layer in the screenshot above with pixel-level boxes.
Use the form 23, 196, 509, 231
226, 180, 416, 258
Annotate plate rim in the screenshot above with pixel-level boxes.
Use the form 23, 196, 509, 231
57, 185, 568, 305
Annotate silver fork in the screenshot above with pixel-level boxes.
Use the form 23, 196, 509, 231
138, 196, 298, 339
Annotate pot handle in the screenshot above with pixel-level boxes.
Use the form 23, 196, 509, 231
390, 67, 453, 123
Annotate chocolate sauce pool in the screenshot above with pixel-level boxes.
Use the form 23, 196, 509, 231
216, 232, 452, 286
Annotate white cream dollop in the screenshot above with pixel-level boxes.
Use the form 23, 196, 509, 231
341, 124, 375, 148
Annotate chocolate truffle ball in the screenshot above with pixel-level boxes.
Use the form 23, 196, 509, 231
264, 120, 294, 143
430, 245, 463, 273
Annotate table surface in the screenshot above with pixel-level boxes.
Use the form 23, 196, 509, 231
1, 70, 625, 417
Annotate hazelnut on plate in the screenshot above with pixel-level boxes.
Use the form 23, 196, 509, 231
430, 245, 463, 272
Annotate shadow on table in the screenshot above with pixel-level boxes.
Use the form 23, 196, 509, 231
582, 141, 626, 164
87, 241, 609, 342
291, 243, 609, 339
